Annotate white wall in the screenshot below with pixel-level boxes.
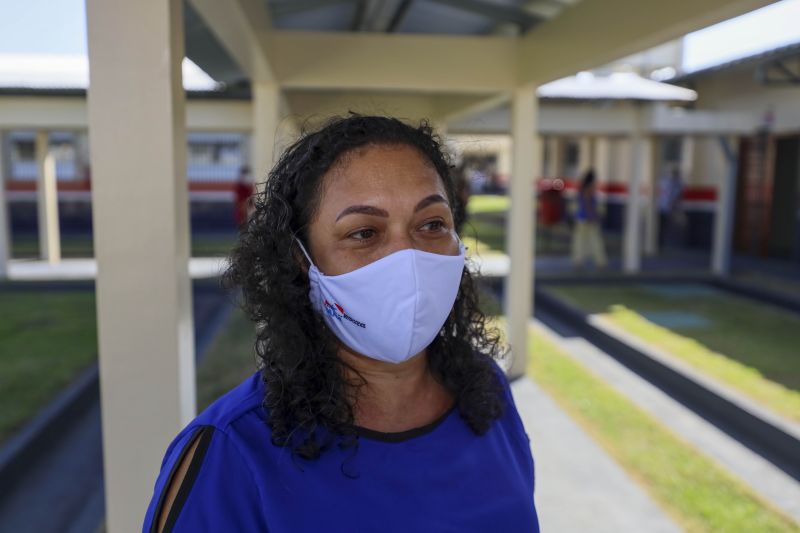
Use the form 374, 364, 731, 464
691, 136, 727, 186
692, 67, 800, 134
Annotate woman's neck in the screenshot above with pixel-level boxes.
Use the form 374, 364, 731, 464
338, 345, 454, 433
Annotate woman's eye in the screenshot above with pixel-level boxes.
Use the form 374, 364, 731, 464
421, 220, 446, 232
349, 229, 376, 241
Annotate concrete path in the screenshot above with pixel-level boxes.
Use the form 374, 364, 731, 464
531, 313, 800, 525
511, 377, 683, 533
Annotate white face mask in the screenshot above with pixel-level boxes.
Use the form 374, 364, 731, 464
295, 237, 466, 364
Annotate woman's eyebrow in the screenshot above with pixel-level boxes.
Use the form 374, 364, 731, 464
335, 205, 389, 221
414, 194, 448, 212
335, 194, 448, 221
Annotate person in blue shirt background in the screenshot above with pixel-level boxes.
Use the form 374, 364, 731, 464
570, 168, 607, 270
143, 114, 540, 532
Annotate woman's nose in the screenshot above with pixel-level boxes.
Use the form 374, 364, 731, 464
381, 232, 416, 256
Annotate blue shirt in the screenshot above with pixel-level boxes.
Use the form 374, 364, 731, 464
576, 190, 598, 222
143, 364, 539, 532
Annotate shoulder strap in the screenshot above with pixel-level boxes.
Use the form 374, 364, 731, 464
151, 425, 215, 533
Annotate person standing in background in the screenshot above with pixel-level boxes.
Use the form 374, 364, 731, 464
234, 165, 255, 230
571, 169, 607, 269
658, 167, 684, 250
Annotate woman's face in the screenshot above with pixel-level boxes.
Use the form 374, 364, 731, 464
306, 143, 460, 276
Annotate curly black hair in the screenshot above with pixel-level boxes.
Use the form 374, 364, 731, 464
222, 113, 507, 461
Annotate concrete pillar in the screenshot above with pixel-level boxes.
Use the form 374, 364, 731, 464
593, 136, 611, 214
505, 85, 540, 379
35, 131, 61, 263
624, 110, 652, 273
0, 131, 10, 279
593, 136, 611, 183
680, 135, 695, 181
643, 137, 660, 256
86, 0, 195, 530
240, 133, 253, 174
545, 136, 561, 178
577, 136, 593, 177
75, 131, 91, 180
497, 136, 512, 179
712, 136, 738, 275
252, 82, 281, 194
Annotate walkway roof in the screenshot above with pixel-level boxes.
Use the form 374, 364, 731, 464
185, 0, 579, 85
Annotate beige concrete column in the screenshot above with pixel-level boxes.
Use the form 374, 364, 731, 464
680, 135, 695, 181
75, 130, 91, 179
274, 118, 300, 166
577, 136, 593, 177
35, 131, 61, 263
86, 0, 195, 530
545, 136, 562, 178
712, 136, 738, 275
624, 111, 651, 273
592, 135, 611, 215
643, 137, 660, 256
505, 85, 540, 379
593, 136, 611, 181
252, 82, 281, 193
0, 131, 10, 279
497, 136, 512, 179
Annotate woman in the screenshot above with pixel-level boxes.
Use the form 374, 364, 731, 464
570, 169, 607, 269
142, 115, 539, 532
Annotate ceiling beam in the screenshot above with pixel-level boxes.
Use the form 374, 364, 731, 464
361, 0, 409, 31
268, 31, 518, 92
285, 90, 438, 122
270, 0, 355, 17
350, 0, 369, 30
426, 0, 542, 31
431, 93, 510, 123
188, 0, 276, 83
517, 0, 778, 85
387, 0, 414, 32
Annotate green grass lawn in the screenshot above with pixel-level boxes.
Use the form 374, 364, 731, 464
466, 194, 509, 215
462, 217, 508, 256
12, 233, 238, 259
548, 283, 800, 422
190, 234, 238, 257
12, 235, 95, 258
0, 286, 255, 444
527, 325, 798, 533
0, 289, 97, 443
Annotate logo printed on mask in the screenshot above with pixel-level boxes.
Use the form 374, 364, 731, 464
324, 299, 366, 329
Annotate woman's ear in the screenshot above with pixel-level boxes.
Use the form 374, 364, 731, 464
292, 240, 310, 275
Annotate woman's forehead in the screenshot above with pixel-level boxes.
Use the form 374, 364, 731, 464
320, 144, 446, 206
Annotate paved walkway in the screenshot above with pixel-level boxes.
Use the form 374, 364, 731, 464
511, 376, 682, 533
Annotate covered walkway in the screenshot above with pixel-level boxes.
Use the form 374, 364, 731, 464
0, 0, 785, 530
